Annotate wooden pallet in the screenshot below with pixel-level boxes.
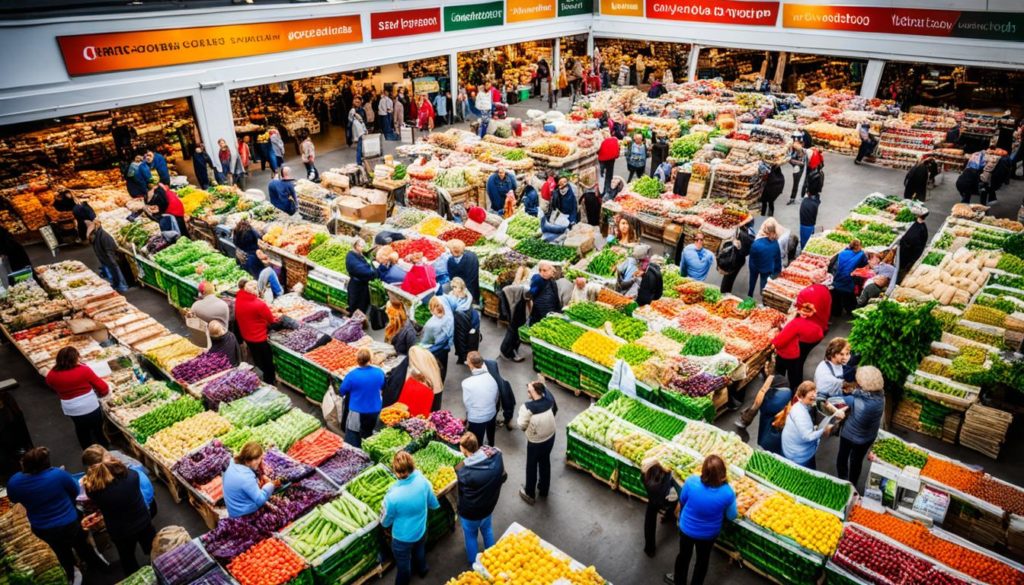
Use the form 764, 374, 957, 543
564, 458, 617, 491
540, 373, 595, 399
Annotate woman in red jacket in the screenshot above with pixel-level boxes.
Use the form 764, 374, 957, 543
771, 303, 824, 389
235, 278, 279, 384
45, 347, 110, 449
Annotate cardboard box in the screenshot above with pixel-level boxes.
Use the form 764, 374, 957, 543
663, 222, 684, 245
335, 197, 366, 220
357, 203, 387, 223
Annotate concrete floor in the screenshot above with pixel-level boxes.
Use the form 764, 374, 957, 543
6, 93, 1024, 585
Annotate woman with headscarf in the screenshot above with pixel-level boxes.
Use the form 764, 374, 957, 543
421, 295, 454, 385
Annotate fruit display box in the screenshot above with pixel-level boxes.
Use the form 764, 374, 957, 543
719, 518, 825, 585
565, 428, 623, 484
744, 450, 855, 519
531, 339, 583, 391
472, 522, 612, 584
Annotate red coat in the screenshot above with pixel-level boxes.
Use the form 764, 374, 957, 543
598, 137, 620, 162
165, 191, 185, 218
235, 289, 276, 343
397, 378, 434, 418
45, 365, 109, 402
772, 316, 824, 360
796, 284, 831, 334
540, 177, 555, 201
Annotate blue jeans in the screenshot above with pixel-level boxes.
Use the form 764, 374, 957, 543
748, 271, 770, 298
383, 116, 397, 141
103, 262, 128, 292
392, 535, 427, 585
479, 115, 490, 138
356, 138, 364, 165
460, 516, 495, 565
800, 225, 814, 250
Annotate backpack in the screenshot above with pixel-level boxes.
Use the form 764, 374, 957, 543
808, 148, 824, 170
716, 239, 742, 272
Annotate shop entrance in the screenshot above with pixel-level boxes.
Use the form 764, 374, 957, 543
594, 39, 691, 86
459, 40, 556, 105
877, 61, 1024, 119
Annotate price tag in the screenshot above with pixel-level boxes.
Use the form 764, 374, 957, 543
39, 225, 59, 256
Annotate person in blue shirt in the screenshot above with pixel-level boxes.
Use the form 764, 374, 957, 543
486, 168, 517, 215
233, 219, 262, 275
666, 455, 738, 585
781, 381, 844, 469
747, 218, 783, 298
520, 183, 539, 217
836, 366, 885, 487
338, 349, 385, 447
267, 166, 298, 215
8, 447, 99, 582
145, 150, 170, 185
134, 157, 152, 194
680, 234, 715, 281
126, 154, 149, 197
382, 451, 440, 585
376, 247, 409, 285
420, 295, 454, 384
831, 239, 867, 317
223, 442, 279, 518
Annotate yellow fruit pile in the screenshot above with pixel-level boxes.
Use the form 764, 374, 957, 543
481, 530, 604, 585
379, 403, 410, 426
445, 572, 488, 585
429, 466, 456, 493
414, 216, 451, 237
748, 493, 842, 556
571, 330, 623, 368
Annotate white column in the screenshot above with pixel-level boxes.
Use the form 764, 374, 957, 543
449, 50, 459, 102
586, 30, 595, 62
687, 45, 701, 82
860, 59, 886, 99
552, 37, 561, 87
193, 83, 237, 157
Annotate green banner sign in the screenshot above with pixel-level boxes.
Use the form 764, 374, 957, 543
559, 0, 593, 17
445, 1, 505, 31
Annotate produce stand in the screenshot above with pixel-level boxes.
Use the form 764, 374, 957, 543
471, 522, 611, 584
718, 518, 826, 585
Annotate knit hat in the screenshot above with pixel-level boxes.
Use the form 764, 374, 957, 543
467, 206, 487, 223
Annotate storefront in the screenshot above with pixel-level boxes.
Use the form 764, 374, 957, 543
229, 56, 451, 156
780, 53, 867, 97
878, 61, 1024, 118
594, 38, 690, 86
458, 40, 555, 100
0, 98, 199, 241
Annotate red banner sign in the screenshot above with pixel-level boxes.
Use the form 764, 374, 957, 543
646, 0, 779, 25
782, 5, 961, 36
371, 8, 442, 39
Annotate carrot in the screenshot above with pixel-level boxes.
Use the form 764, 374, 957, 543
228, 538, 306, 585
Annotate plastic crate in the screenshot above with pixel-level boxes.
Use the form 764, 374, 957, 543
301, 366, 332, 402
307, 526, 381, 585
617, 463, 647, 498
425, 497, 455, 549
655, 391, 716, 422
565, 431, 617, 482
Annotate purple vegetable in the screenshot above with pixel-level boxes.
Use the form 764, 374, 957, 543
172, 352, 233, 384
331, 313, 367, 343
192, 567, 234, 585
172, 440, 231, 486
397, 417, 434, 442
301, 308, 331, 323
201, 518, 267, 563
296, 473, 339, 494
429, 410, 465, 442
274, 327, 325, 353
154, 539, 215, 585
318, 448, 371, 486
262, 449, 314, 483
146, 235, 171, 254
202, 369, 261, 409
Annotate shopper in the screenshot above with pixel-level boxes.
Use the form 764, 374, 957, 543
475, 82, 494, 137
82, 453, 156, 576
760, 165, 785, 217
456, 432, 506, 565
461, 352, 499, 447
268, 167, 297, 215
903, 156, 931, 200
255, 253, 284, 300
780, 382, 844, 470
207, 319, 240, 367
445, 278, 480, 366
145, 149, 170, 185
956, 164, 982, 204
518, 381, 557, 505
771, 303, 824, 389
716, 224, 754, 295
898, 209, 929, 276
223, 442, 278, 518
625, 133, 649, 182
0, 387, 31, 482
814, 337, 852, 404
417, 94, 435, 133
665, 455, 737, 585
598, 132, 620, 195
616, 244, 650, 298
125, 155, 146, 197
421, 295, 454, 385
642, 459, 677, 557
385, 300, 419, 356
735, 375, 792, 455
836, 366, 885, 485
680, 234, 715, 281
854, 122, 876, 164
798, 190, 820, 250
236, 137, 252, 189
235, 278, 279, 384
609, 215, 637, 245
433, 91, 448, 127
190, 280, 230, 326
542, 175, 579, 238
344, 238, 375, 316
88, 220, 128, 293
383, 451, 440, 585
485, 167, 517, 216
79, 445, 154, 520
786, 142, 806, 205
232, 219, 260, 276
338, 349, 385, 448
215, 138, 233, 185
45, 347, 109, 450
298, 132, 318, 182
866, 251, 896, 281
269, 128, 286, 172
857, 275, 890, 307
831, 240, 867, 317
636, 254, 664, 308
446, 239, 480, 305
747, 219, 782, 298
8, 448, 98, 583
132, 154, 153, 197
55, 190, 96, 241
803, 147, 825, 197
349, 96, 368, 165
527, 261, 562, 324
409, 345, 444, 411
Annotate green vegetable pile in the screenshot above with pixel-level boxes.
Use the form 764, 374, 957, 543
506, 212, 540, 240
975, 293, 1020, 314
514, 239, 577, 262
702, 287, 722, 304
871, 437, 928, 468
996, 253, 1024, 276
345, 464, 396, 513
362, 427, 412, 464
745, 451, 851, 512
503, 149, 526, 161
283, 492, 377, 560
894, 207, 916, 222
682, 334, 725, 357
598, 390, 686, 439
921, 252, 945, 266
631, 176, 665, 199
951, 323, 1005, 349
219, 389, 292, 427
1005, 231, 1024, 258
564, 302, 648, 341
662, 265, 686, 298
586, 248, 624, 277
308, 240, 354, 274
252, 409, 320, 451
849, 300, 942, 387
615, 343, 654, 367
411, 441, 463, 476
130, 396, 204, 443
669, 132, 709, 161
909, 374, 967, 398
220, 427, 257, 454
528, 317, 586, 349
662, 327, 692, 345
392, 164, 407, 181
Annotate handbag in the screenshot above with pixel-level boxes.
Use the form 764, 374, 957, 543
368, 304, 388, 331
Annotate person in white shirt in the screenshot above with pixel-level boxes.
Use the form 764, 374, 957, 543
475, 82, 494, 138
814, 337, 853, 407
461, 352, 498, 447
379, 92, 397, 140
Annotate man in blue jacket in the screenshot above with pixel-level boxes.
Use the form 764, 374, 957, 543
747, 220, 783, 298
382, 452, 440, 584
831, 239, 867, 317
145, 150, 170, 185
486, 167, 516, 215
455, 432, 506, 564
267, 166, 297, 215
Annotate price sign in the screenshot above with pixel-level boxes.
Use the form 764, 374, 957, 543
39, 225, 59, 256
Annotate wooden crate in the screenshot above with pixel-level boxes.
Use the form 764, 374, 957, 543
892, 398, 962, 443
481, 289, 500, 319
762, 288, 794, 314
283, 257, 309, 291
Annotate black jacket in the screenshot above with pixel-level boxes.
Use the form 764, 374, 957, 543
447, 251, 480, 304
899, 222, 929, 272
392, 321, 419, 356
91, 227, 119, 267
209, 332, 240, 367
86, 469, 151, 538
643, 468, 674, 509
636, 263, 663, 307
762, 167, 785, 202
799, 195, 821, 227
903, 163, 929, 199
956, 167, 981, 195
456, 451, 507, 520
0, 227, 30, 272
484, 359, 515, 423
